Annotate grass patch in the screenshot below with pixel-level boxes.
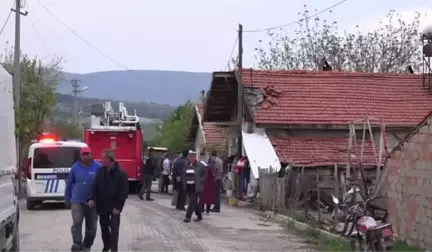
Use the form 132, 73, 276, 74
314, 236, 351, 251
392, 240, 423, 251
277, 216, 350, 251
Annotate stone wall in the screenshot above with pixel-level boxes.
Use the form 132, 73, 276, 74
386, 117, 432, 249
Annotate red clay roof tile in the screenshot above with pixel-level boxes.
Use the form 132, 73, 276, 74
270, 136, 380, 167
241, 69, 432, 126
196, 103, 228, 147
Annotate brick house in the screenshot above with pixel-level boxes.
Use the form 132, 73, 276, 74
385, 111, 432, 248
201, 69, 432, 185
187, 92, 228, 160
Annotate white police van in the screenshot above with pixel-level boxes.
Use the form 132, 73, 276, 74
25, 138, 88, 210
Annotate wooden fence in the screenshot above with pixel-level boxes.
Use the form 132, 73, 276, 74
258, 168, 324, 223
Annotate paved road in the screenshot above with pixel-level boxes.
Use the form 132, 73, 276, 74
19, 192, 312, 251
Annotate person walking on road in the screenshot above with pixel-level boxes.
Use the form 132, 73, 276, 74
182, 155, 208, 223
65, 147, 100, 252
161, 154, 171, 194
139, 148, 156, 201
210, 150, 224, 213
172, 150, 189, 211
200, 155, 217, 215
88, 150, 129, 252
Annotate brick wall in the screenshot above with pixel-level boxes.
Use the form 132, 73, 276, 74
386, 117, 432, 248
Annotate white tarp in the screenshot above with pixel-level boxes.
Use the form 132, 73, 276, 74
242, 129, 281, 179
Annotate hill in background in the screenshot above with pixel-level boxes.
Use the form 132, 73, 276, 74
57, 70, 212, 106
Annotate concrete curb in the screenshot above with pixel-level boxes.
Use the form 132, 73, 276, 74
260, 211, 349, 242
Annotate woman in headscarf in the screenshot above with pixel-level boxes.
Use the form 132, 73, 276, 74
199, 155, 217, 215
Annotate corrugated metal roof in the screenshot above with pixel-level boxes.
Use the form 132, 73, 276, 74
242, 129, 281, 178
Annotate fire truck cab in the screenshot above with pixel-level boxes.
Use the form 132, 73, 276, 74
84, 101, 143, 192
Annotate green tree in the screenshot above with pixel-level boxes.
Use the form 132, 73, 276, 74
1, 48, 62, 160
149, 100, 194, 152
255, 8, 423, 72
50, 121, 82, 140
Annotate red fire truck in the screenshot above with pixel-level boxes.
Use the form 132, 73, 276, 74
84, 101, 143, 192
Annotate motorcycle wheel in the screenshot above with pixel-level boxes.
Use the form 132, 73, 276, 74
350, 238, 369, 252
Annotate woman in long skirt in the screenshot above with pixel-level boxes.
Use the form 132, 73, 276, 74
200, 158, 216, 215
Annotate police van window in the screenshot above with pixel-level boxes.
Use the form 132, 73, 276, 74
33, 147, 80, 169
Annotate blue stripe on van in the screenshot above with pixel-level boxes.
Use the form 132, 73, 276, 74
54, 180, 59, 193
45, 180, 50, 193
49, 179, 55, 193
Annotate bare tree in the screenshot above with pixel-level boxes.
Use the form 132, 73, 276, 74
255, 8, 424, 73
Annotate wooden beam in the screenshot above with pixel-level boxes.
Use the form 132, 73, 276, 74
213, 71, 236, 78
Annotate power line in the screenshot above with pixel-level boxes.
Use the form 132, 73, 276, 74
35, 0, 132, 71
243, 0, 348, 33
0, 2, 15, 37
27, 15, 49, 55
225, 35, 238, 70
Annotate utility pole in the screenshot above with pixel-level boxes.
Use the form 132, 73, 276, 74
71, 79, 88, 127
235, 24, 243, 199
236, 24, 243, 157
12, 0, 28, 194
71, 78, 81, 126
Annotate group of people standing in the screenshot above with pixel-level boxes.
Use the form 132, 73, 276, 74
172, 149, 224, 222
65, 147, 129, 252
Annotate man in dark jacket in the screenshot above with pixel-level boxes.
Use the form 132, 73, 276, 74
88, 149, 128, 252
139, 148, 156, 201
182, 157, 208, 223
172, 150, 189, 210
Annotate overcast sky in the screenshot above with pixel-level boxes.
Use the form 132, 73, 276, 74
0, 0, 431, 74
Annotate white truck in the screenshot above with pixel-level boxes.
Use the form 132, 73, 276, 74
0, 65, 20, 251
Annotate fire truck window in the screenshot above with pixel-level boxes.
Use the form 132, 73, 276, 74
111, 140, 116, 150
33, 147, 80, 168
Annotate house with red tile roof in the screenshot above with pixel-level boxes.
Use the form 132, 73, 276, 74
202, 68, 432, 182
187, 91, 228, 160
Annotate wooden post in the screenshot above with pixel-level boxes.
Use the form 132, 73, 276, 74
347, 123, 353, 178
365, 119, 381, 185
333, 163, 339, 227
316, 174, 321, 223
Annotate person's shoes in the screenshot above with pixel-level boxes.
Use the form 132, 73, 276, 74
194, 216, 203, 222
146, 198, 154, 201
210, 209, 220, 213
183, 218, 191, 223
71, 243, 81, 252
101, 248, 109, 252
83, 247, 91, 252
138, 195, 144, 200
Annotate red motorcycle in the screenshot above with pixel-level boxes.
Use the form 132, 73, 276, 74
349, 196, 394, 251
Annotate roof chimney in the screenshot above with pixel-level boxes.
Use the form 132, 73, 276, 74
319, 57, 332, 71
200, 90, 206, 103
407, 65, 414, 74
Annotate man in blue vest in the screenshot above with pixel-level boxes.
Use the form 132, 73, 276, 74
65, 147, 101, 251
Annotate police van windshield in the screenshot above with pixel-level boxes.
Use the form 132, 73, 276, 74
33, 147, 81, 169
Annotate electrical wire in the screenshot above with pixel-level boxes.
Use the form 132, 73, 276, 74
225, 36, 238, 71
0, 1, 15, 37
35, 0, 132, 72
243, 0, 348, 33
35, 0, 176, 108
27, 15, 50, 56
